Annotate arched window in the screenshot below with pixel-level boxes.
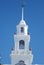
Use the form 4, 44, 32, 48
21, 27, 24, 33
19, 40, 25, 49
19, 60, 24, 63
15, 60, 25, 65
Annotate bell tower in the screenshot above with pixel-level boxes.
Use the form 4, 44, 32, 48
14, 19, 30, 52
10, 0, 33, 65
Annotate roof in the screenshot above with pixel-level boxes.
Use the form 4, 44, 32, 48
19, 20, 26, 25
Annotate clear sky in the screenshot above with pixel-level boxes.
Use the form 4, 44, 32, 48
0, 0, 44, 64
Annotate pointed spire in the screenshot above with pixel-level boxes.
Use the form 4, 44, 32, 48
22, 0, 24, 20
19, 0, 26, 25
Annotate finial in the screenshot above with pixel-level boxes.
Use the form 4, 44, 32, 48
22, 0, 24, 20
22, 0, 24, 7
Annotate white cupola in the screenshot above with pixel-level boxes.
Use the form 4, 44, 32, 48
16, 4, 28, 35
16, 19, 28, 35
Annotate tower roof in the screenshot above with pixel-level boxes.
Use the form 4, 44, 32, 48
19, 20, 26, 25
17, 0, 27, 26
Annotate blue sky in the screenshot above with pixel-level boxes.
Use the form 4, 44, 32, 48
0, 0, 44, 64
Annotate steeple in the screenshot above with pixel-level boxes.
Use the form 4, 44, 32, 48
19, 0, 26, 26
19, 0, 26, 25
22, 0, 24, 20
10, 0, 33, 65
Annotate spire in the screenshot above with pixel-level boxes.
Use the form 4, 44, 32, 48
22, 0, 24, 20
19, 0, 26, 25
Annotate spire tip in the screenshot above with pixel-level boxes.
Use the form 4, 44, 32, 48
22, 0, 24, 20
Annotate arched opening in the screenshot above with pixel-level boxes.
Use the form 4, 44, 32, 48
19, 60, 24, 63
21, 27, 24, 33
15, 60, 25, 65
19, 40, 25, 49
